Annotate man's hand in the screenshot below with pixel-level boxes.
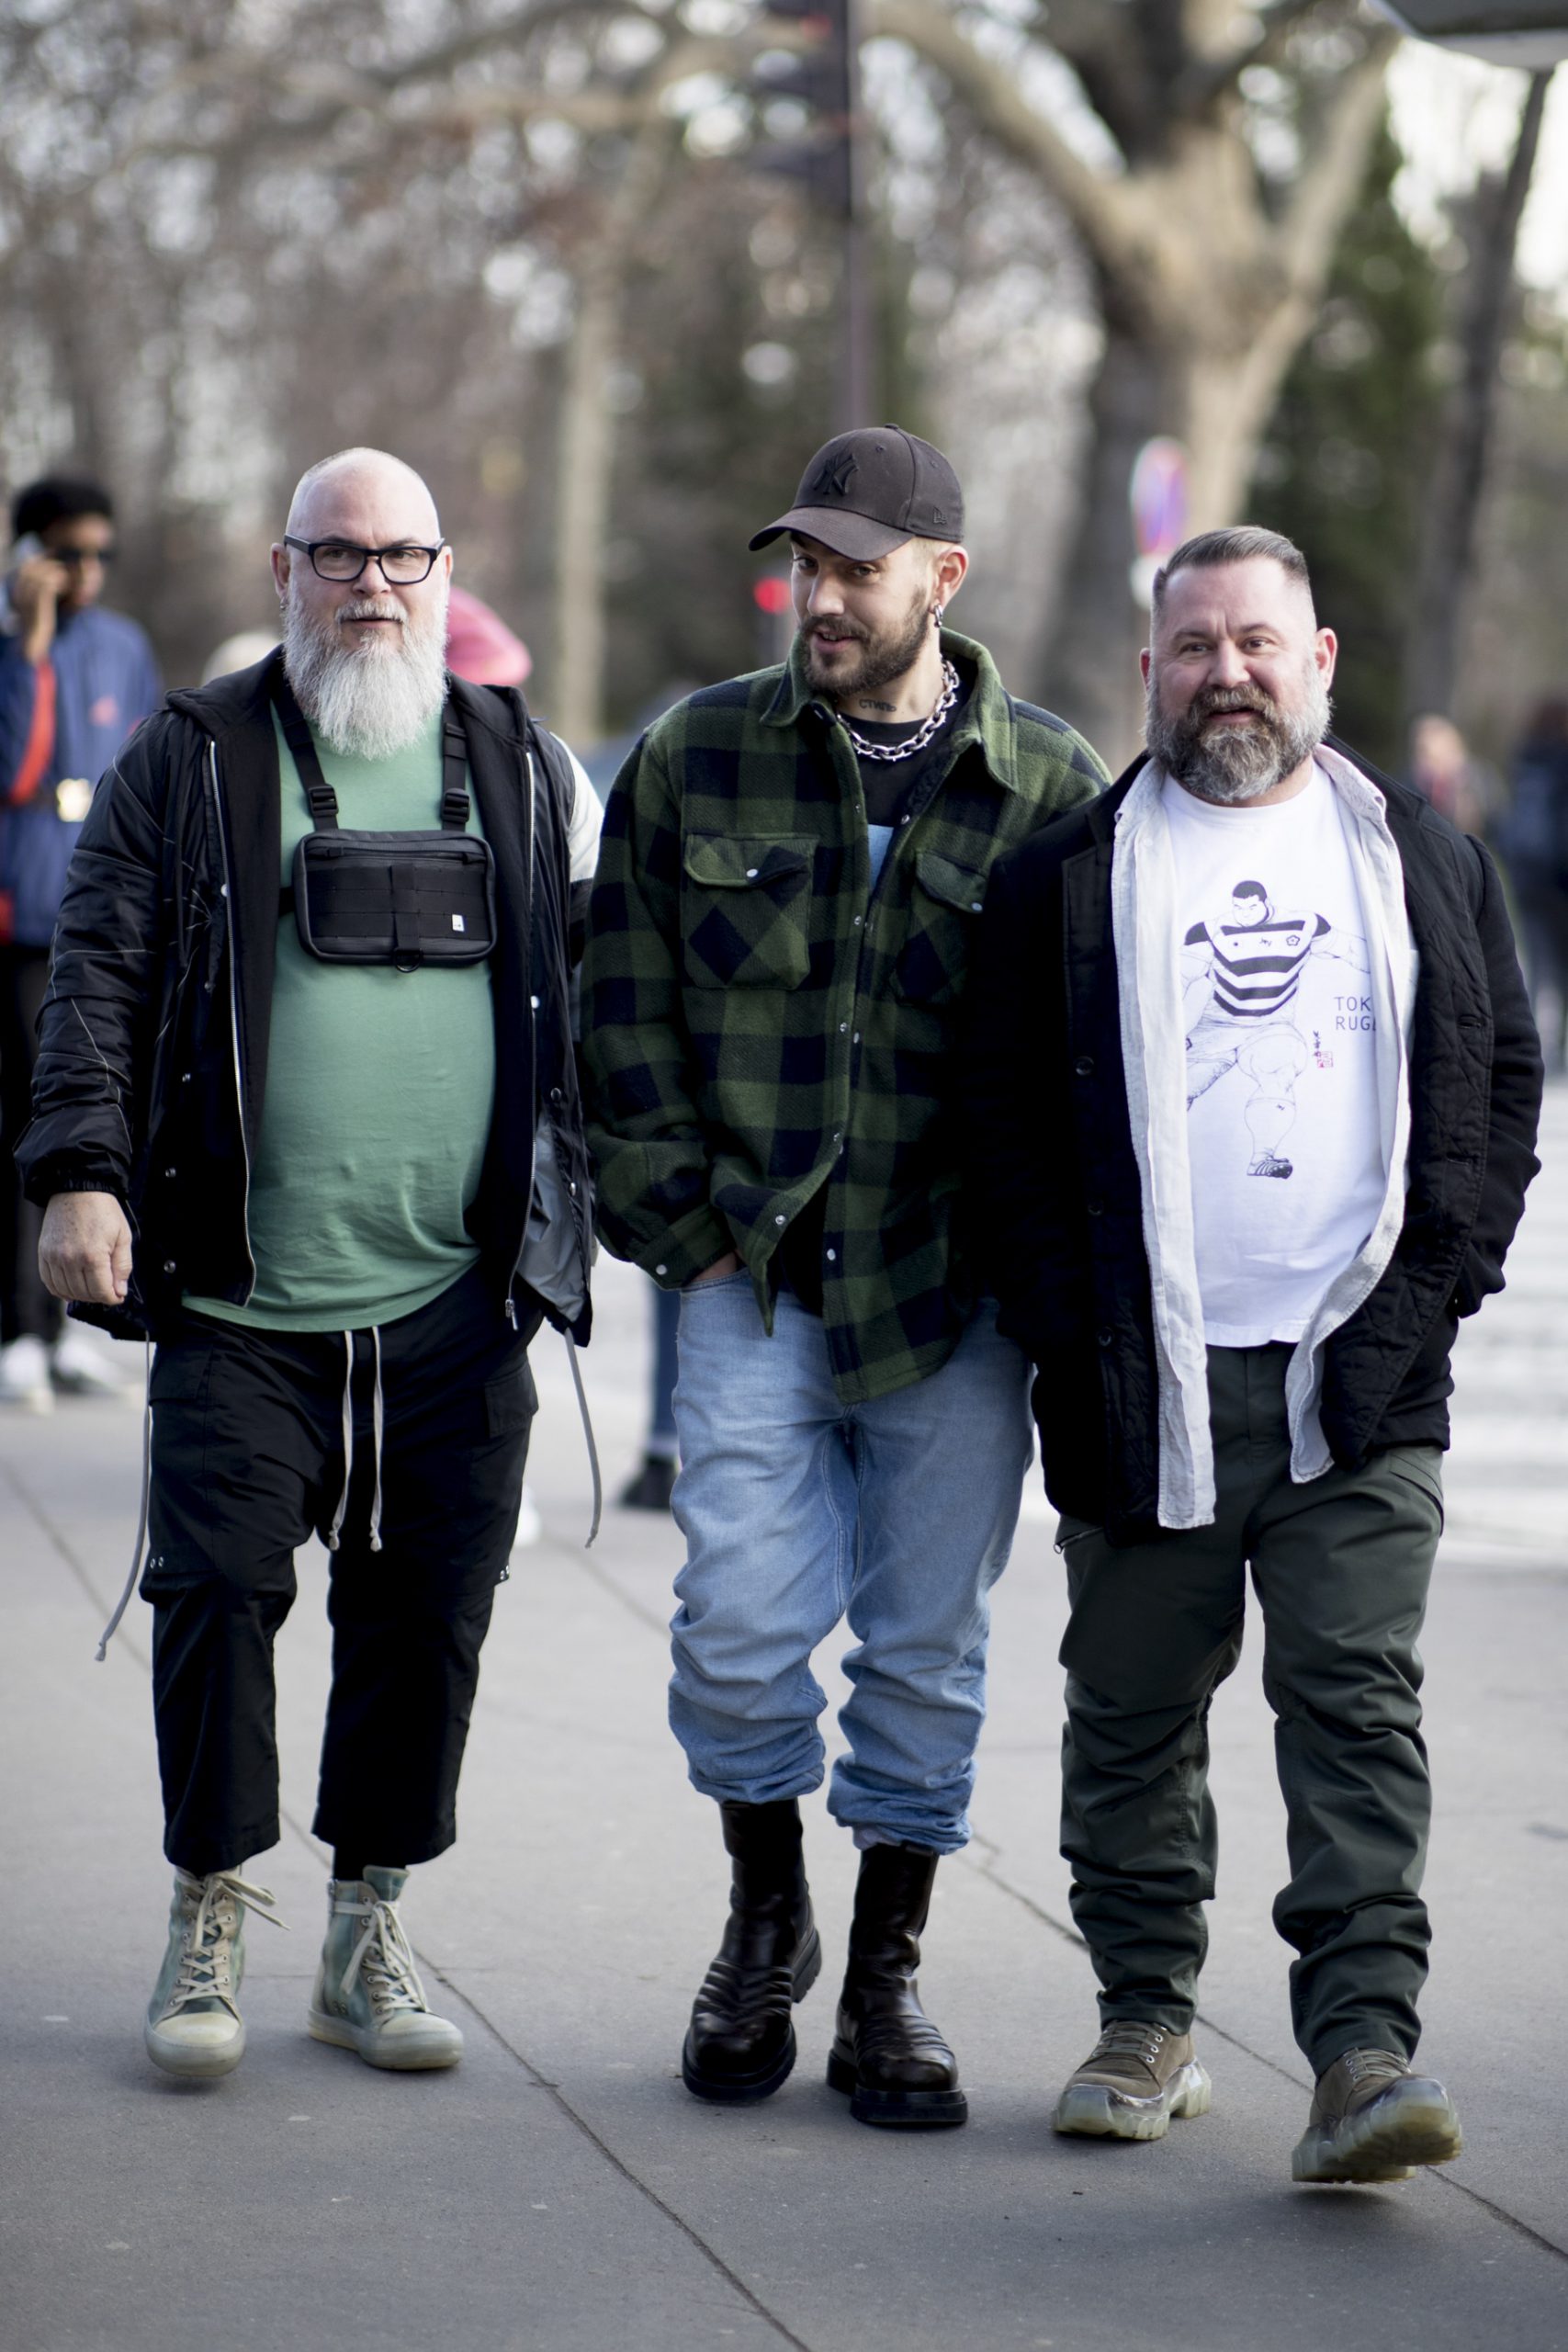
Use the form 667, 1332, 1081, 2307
39, 1192, 133, 1306
685, 1250, 742, 1287
9, 553, 68, 665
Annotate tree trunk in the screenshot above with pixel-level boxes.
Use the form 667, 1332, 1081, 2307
549, 124, 670, 747
1041, 310, 1311, 765
1403, 67, 1553, 725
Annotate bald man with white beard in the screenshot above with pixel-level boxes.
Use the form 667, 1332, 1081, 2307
20, 448, 601, 2081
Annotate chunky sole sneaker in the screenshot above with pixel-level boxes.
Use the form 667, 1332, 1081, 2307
1292, 2076, 1462, 2185
144, 1867, 285, 2081
1053, 2058, 1212, 2141
682, 1927, 821, 2104
826, 2042, 968, 2129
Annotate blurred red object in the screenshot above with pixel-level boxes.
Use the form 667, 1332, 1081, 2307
446, 584, 532, 686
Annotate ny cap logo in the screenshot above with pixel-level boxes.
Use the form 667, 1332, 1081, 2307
808, 450, 858, 501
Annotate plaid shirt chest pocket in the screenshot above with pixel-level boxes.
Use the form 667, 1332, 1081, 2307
681, 833, 816, 989
892, 850, 988, 1007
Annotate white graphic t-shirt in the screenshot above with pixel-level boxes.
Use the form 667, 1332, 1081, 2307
1163, 763, 1387, 1347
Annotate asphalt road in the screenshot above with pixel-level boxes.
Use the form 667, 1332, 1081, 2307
3, 1092, 1566, 2352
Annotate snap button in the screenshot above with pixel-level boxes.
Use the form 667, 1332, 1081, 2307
1075, 1056, 1095, 1077
1096, 1329, 1113, 1347
852, 1032, 860, 1045
164, 1167, 176, 1180
853, 914, 863, 926
826, 1249, 837, 1262
655, 1264, 668, 1276
774, 1214, 786, 1227
746, 867, 759, 879
164, 1259, 177, 1274
1087, 1201, 1103, 1218
840, 1022, 848, 1033
530, 994, 540, 1010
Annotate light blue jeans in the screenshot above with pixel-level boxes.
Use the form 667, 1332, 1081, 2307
668, 1277, 1034, 1852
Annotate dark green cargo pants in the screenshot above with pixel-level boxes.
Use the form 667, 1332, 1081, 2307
1057, 1342, 1443, 2075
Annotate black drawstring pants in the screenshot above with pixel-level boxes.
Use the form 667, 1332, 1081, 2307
141, 1265, 538, 1876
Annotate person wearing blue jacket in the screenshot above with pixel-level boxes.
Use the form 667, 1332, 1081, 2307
0, 474, 162, 1408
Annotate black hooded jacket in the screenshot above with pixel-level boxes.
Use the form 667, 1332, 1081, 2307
958, 742, 1542, 1546
17, 653, 592, 1343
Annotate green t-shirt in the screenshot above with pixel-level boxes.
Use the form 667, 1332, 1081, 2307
187, 708, 496, 1332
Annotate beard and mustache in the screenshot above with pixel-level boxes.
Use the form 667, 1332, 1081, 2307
282, 575, 449, 760
800, 582, 933, 700
1145, 663, 1332, 804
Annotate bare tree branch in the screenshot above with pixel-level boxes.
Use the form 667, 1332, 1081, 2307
1269, 25, 1398, 296
864, 0, 1148, 283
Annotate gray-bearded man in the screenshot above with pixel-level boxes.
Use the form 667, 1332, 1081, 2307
18, 447, 598, 2081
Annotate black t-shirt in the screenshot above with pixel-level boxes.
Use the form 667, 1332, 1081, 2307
774, 667, 974, 1317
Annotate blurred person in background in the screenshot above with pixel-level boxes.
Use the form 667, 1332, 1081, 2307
1406, 711, 1491, 839
961, 526, 1540, 2184
444, 578, 595, 1548
580, 684, 702, 1519
584, 427, 1108, 2130
1498, 697, 1568, 1074
0, 474, 161, 1409
18, 447, 597, 2084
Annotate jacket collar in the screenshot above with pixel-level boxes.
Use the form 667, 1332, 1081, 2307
1092, 733, 1433, 846
760, 627, 1027, 795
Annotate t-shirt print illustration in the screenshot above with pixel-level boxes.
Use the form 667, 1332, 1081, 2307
1180, 877, 1370, 1181
1161, 763, 1389, 1350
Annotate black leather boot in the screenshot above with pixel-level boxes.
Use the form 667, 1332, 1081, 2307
682, 1799, 821, 2103
827, 1842, 966, 2128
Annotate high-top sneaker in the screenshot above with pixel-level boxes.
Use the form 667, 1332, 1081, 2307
144, 1868, 286, 2079
827, 1843, 966, 2129
307, 1868, 464, 2071
682, 1799, 820, 2103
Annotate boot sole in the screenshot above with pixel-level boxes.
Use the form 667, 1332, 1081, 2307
1052, 2060, 1212, 2141
307, 2007, 463, 2071
1292, 2084, 1462, 2184
826, 2044, 968, 2129
681, 1928, 821, 2105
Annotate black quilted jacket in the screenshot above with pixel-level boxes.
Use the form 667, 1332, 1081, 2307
958, 741, 1543, 1545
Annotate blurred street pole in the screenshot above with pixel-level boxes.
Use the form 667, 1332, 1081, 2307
837, 0, 874, 433
1404, 65, 1555, 723
755, 0, 874, 433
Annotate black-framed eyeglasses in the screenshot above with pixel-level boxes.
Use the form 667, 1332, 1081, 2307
283, 536, 445, 584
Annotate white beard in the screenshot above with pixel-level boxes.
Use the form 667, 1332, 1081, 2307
283, 579, 449, 759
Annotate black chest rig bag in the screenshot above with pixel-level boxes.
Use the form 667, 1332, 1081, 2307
274, 670, 497, 970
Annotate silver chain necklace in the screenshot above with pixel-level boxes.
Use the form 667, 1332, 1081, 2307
841, 659, 961, 764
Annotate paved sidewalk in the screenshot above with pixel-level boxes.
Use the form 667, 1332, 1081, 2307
3, 1095, 1567, 2351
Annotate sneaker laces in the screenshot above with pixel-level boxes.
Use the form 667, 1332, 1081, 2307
334, 1889, 432, 2020
1092, 2020, 1169, 2068
167, 1871, 288, 2015
1341, 2047, 1407, 2088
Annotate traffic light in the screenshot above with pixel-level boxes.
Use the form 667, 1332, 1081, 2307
750, 0, 856, 217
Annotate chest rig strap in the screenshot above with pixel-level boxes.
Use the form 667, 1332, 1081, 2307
270, 667, 471, 831
269, 662, 498, 970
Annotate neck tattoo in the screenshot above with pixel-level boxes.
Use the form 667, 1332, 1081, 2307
842, 659, 961, 764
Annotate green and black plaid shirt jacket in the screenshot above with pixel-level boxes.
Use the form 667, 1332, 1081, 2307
581, 628, 1109, 1405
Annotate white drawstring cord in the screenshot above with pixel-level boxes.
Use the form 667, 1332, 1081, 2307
563, 1330, 601, 1547
95, 1339, 152, 1661
367, 1326, 385, 1554
324, 1329, 354, 1551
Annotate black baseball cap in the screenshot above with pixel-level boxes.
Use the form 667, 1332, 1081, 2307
749, 426, 964, 560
